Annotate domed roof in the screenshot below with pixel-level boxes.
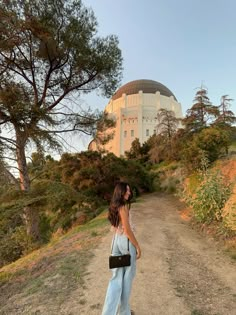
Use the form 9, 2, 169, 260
112, 79, 177, 101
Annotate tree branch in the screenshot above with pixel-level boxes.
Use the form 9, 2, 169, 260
28, 33, 39, 105
0, 51, 34, 86
47, 128, 93, 135
0, 135, 17, 145
47, 72, 98, 111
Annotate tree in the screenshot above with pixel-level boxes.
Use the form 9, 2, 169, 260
147, 134, 167, 164
125, 138, 151, 162
0, 0, 122, 240
183, 87, 219, 133
195, 127, 230, 162
125, 138, 142, 160
181, 127, 230, 170
215, 95, 236, 127
211, 95, 236, 154
150, 109, 181, 162
156, 108, 180, 139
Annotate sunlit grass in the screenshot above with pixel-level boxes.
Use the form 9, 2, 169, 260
0, 211, 109, 314
0, 209, 110, 308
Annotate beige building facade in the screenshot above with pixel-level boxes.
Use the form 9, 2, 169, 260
89, 79, 183, 157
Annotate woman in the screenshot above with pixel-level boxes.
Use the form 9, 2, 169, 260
102, 182, 141, 315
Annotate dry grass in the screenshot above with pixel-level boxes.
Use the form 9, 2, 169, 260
0, 211, 109, 314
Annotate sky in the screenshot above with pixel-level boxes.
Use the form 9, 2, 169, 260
79, 0, 236, 117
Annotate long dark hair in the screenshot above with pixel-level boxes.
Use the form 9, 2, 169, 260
108, 182, 133, 227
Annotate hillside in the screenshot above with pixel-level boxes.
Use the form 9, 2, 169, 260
1, 193, 235, 314
0, 157, 236, 314
0, 213, 110, 314
217, 159, 236, 234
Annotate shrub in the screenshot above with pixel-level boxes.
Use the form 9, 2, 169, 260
0, 226, 36, 267
0, 151, 155, 267
183, 158, 232, 224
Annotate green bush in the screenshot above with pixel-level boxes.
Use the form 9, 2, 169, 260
165, 177, 180, 193
0, 151, 155, 267
39, 213, 52, 242
0, 226, 35, 267
151, 173, 162, 191
184, 164, 231, 223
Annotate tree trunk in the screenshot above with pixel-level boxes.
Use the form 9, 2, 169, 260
15, 131, 40, 241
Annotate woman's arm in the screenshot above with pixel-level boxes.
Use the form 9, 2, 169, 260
119, 206, 141, 259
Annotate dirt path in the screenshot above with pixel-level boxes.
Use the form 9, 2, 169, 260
62, 193, 236, 315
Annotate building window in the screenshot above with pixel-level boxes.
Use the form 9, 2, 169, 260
146, 129, 149, 137
153, 129, 156, 135
131, 130, 134, 137
124, 130, 127, 137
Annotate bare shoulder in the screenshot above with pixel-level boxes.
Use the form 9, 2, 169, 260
119, 205, 129, 220
119, 205, 129, 214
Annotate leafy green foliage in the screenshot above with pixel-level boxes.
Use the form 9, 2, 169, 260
181, 127, 230, 170
183, 157, 232, 224
0, 226, 35, 268
215, 95, 236, 127
183, 87, 219, 133
0, 150, 154, 267
125, 138, 142, 160
0, 187, 38, 266
194, 127, 230, 161
30, 151, 153, 196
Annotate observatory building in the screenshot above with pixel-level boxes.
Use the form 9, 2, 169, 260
89, 79, 183, 156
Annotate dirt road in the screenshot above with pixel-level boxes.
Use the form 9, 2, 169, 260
63, 193, 236, 315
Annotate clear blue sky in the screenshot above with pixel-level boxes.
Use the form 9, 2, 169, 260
81, 0, 236, 116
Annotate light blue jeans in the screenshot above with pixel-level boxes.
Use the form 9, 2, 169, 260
102, 233, 136, 315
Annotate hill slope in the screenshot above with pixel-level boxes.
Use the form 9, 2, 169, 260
1, 193, 236, 315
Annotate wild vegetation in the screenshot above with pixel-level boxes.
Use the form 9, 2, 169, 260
0, 0, 236, 273
124, 87, 236, 241
0, 0, 122, 241
126, 88, 235, 169
0, 151, 153, 267
181, 156, 234, 230
0, 210, 110, 314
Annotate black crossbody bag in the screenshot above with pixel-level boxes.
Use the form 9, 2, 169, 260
109, 233, 131, 269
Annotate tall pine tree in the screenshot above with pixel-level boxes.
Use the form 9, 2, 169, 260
183, 87, 219, 133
